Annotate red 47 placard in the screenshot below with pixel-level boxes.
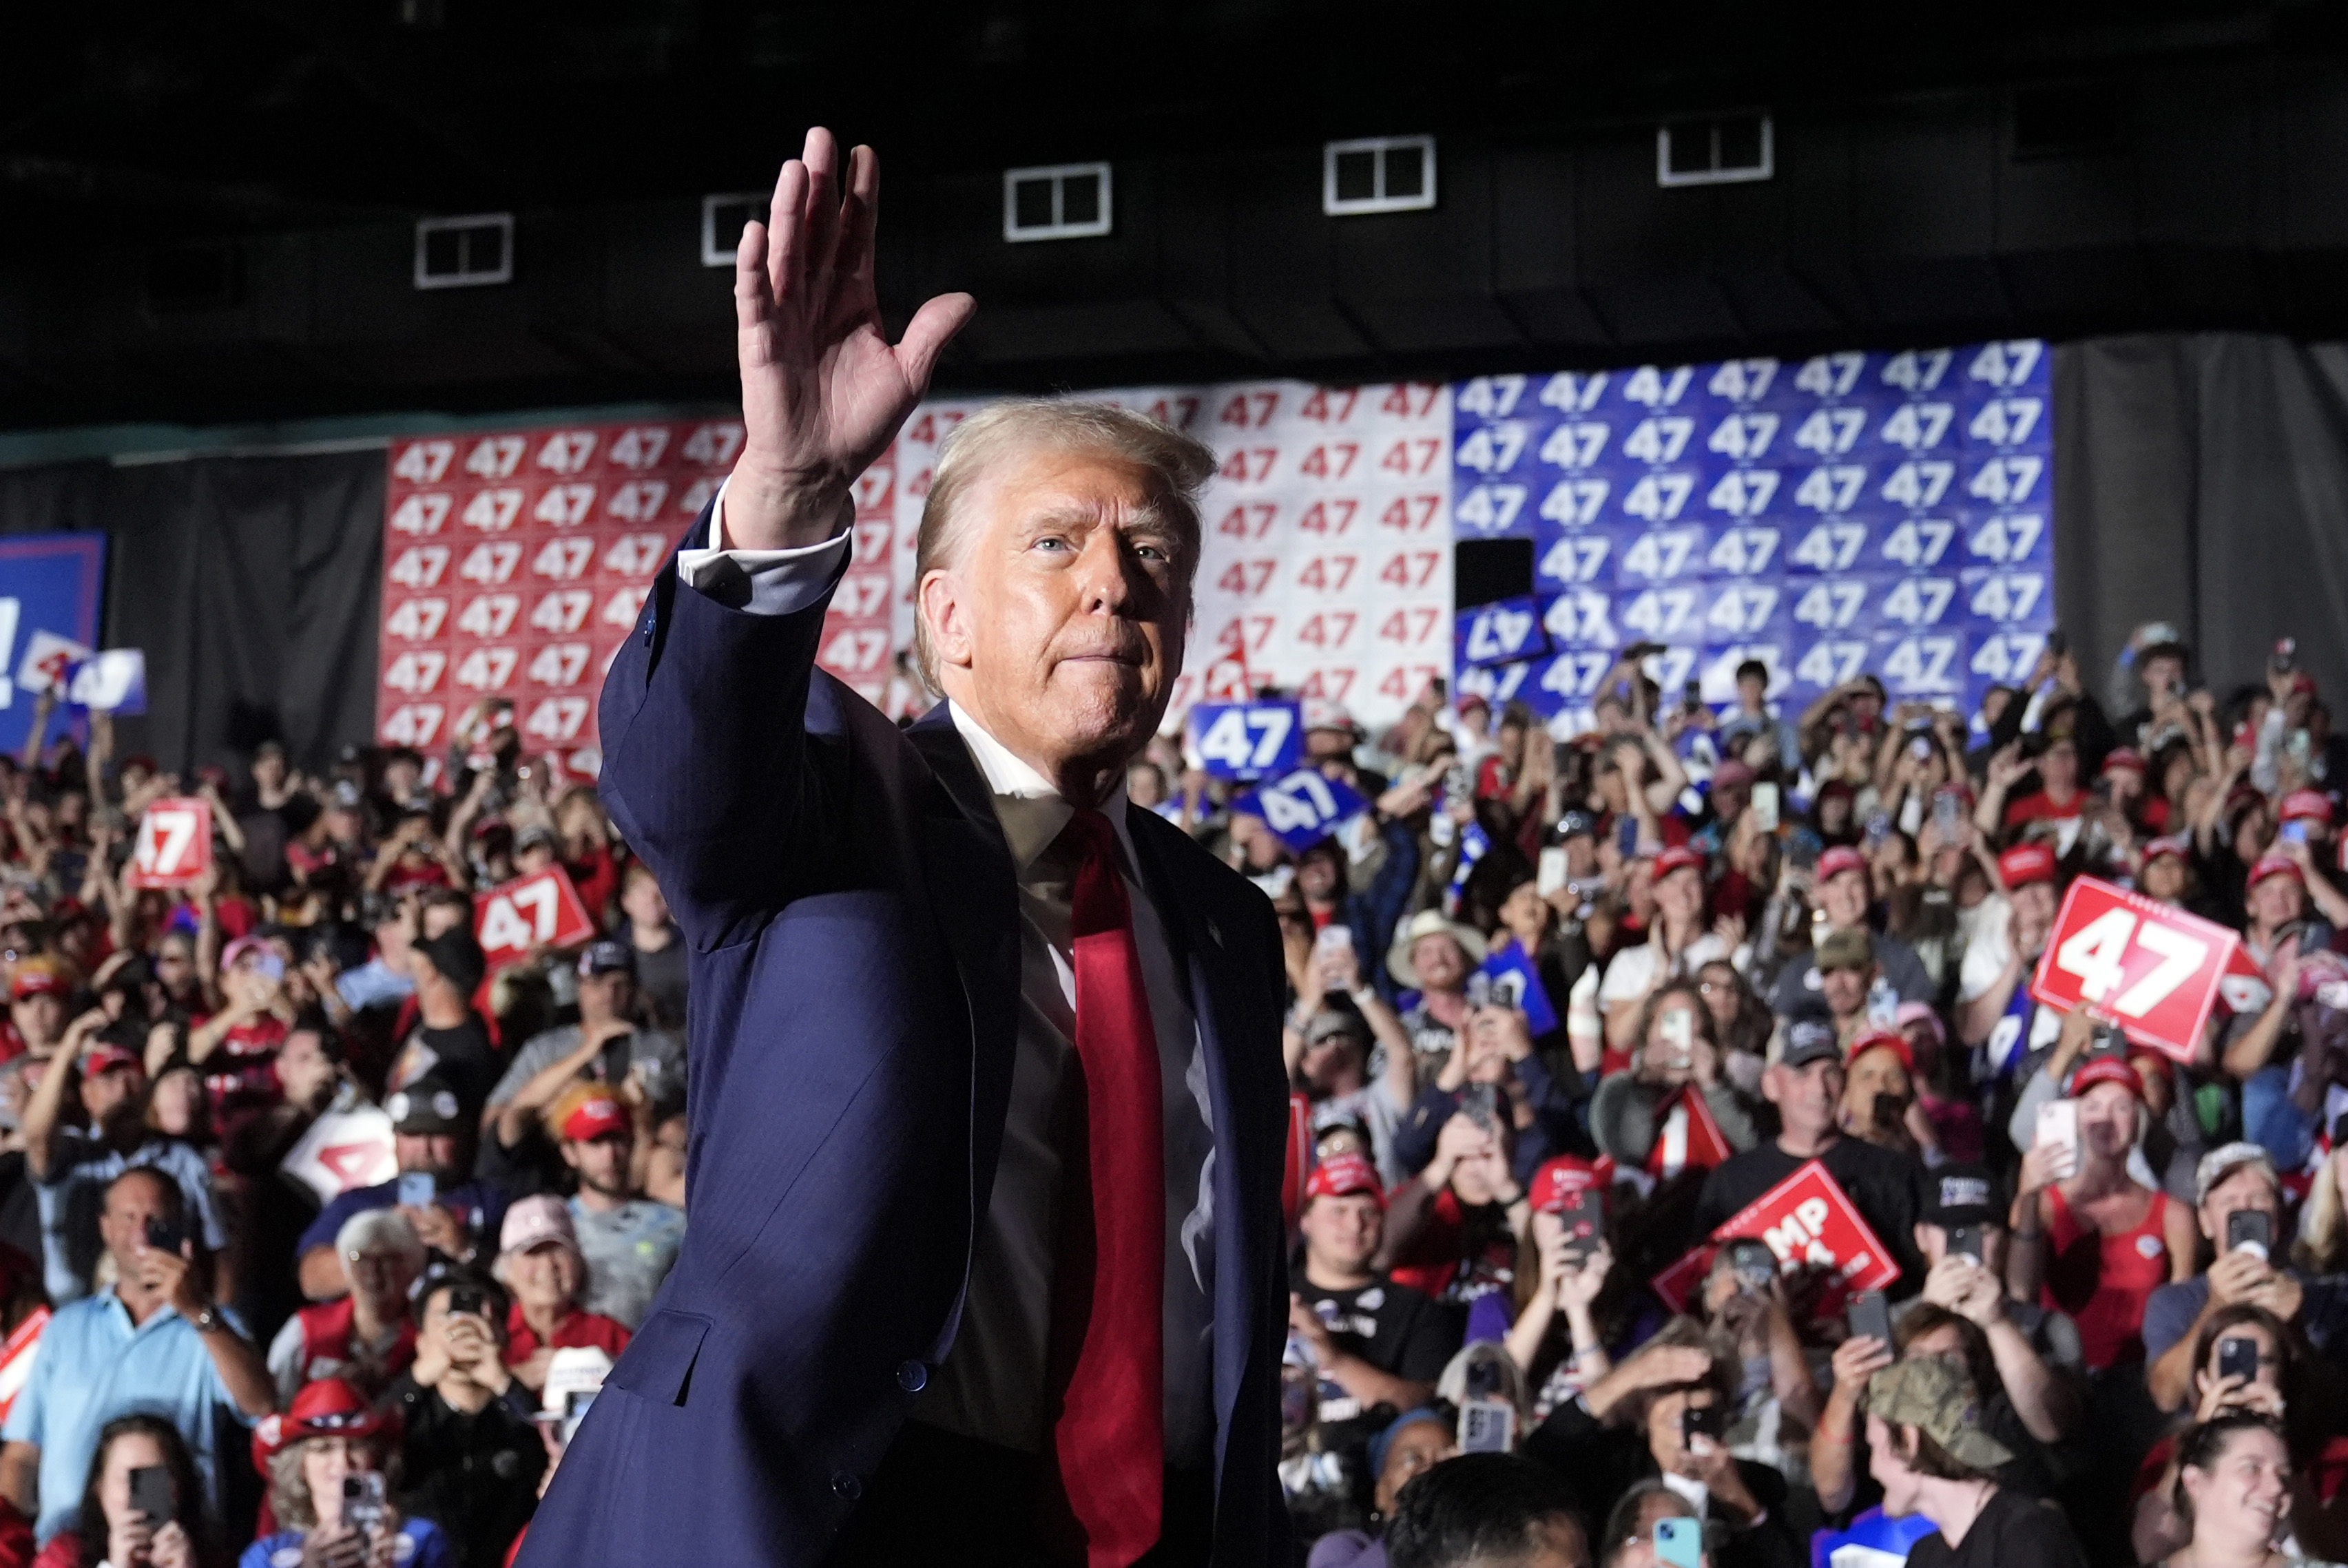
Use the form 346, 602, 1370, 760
473, 866, 596, 969
2029, 876, 2241, 1064
127, 798, 213, 889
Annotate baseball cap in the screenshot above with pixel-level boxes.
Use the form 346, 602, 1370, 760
1530, 1156, 1599, 1215
1654, 845, 1706, 879
1302, 699, 1358, 736
2279, 790, 2334, 826
2194, 1141, 2279, 1207
1817, 846, 1868, 882
1845, 1028, 1913, 1074
1816, 927, 1876, 972
559, 1091, 630, 1144
1557, 811, 1597, 842
1893, 1000, 1946, 1046
1367, 1406, 1451, 1480
2070, 1054, 2143, 1101
1304, 1153, 1384, 1207
1999, 842, 2057, 889
2142, 835, 2192, 867
2247, 854, 2303, 892
1921, 1164, 2002, 1229
82, 1044, 142, 1078
414, 928, 488, 995
1777, 1018, 1842, 1070
538, 1346, 615, 1423
2101, 748, 2146, 775
1305, 1010, 1371, 1049
576, 939, 636, 979
1712, 760, 1756, 792
251, 1378, 402, 1477
1865, 1357, 2013, 1472
8, 959, 72, 1002
385, 1074, 465, 1136
499, 1193, 581, 1260
516, 824, 559, 855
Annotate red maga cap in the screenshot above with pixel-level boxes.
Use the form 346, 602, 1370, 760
1818, 846, 1868, 882
1304, 1153, 1385, 1206
2071, 1054, 2144, 1101
1998, 843, 2057, 889
1530, 1156, 1600, 1215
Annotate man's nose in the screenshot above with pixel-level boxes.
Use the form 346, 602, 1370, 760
1074, 530, 1143, 609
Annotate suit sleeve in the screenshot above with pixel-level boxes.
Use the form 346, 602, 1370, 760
597, 492, 851, 952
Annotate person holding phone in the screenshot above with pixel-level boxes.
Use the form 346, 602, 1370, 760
1588, 981, 1756, 1173
28, 1413, 213, 1568
1594, 1482, 1705, 1568
2129, 1306, 2348, 1563
1599, 849, 1730, 1058
384, 1272, 544, 1568
245, 1379, 453, 1568
0, 1170, 273, 1547
1691, 1243, 1821, 1476
1502, 1158, 1616, 1420
2005, 1054, 2193, 1372
2143, 1144, 2340, 1413
1900, 1167, 2084, 1438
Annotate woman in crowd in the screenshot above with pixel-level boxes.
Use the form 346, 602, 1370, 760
1305, 1405, 1459, 1568
1589, 981, 1756, 1171
30, 1414, 216, 1568
247, 1379, 452, 1568
2150, 1413, 2328, 1568
2006, 1054, 2194, 1371
1502, 1157, 1618, 1418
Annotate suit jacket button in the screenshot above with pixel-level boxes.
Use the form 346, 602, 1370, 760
832, 1471, 863, 1503
896, 1360, 928, 1393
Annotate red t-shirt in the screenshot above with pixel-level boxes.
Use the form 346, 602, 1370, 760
1385, 1186, 1518, 1308
203, 1014, 289, 1125
504, 1304, 632, 1367
2003, 788, 2085, 828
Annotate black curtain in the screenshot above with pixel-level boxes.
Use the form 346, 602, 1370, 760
0, 449, 384, 773
2055, 333, 2348, 712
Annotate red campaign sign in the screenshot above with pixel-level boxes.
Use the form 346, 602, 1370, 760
1703, 1159, 1901, 1319
0, 1306, 52, 1424
2028, 875, 2242, 1065
1650, 1244, 1718, 1316
1645, 1086, 1734, 1180
127, 797, 214, 889
472, 865, 598, 969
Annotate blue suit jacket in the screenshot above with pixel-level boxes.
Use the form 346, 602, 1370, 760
517, 504, 1294, 1567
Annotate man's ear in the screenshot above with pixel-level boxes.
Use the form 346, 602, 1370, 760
919, 570, 973, 671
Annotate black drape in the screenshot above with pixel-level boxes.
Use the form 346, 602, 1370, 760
0, 449, 384, 773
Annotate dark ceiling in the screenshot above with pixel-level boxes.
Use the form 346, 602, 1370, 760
3, 0, 2345, 428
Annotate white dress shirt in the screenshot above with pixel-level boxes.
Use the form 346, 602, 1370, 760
677, 490, 1218, 1463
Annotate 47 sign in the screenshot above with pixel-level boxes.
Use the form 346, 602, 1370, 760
127, 798, 213, 889
1187, 700, 1302, 780
2029, 876, 2242, 1063
473, 866, 597, 969
1234, 767, 1369, 852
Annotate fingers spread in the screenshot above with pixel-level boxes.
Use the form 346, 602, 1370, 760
895, 292, 977, 395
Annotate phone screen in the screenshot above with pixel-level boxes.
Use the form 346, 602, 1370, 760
2035, 1100, 2079, 1177
397, 1171, 437, 1209
2281, 820, 2309, 846
1749, 782, 1779, 833
1538, 847, 1569, 898
1617, 816, 1640, 856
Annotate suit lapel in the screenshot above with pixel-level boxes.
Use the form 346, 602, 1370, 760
1125, 812, 1282, 1479
903, 703, 1022, 1361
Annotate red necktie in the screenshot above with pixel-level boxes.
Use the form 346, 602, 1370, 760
1039, 807, 1166, 1568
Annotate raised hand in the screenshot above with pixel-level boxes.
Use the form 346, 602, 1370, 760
728, 127, 977, 550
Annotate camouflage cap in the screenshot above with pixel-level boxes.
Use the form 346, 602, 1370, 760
1816, 926, 1876, 973
1866, 1356, 2013, 1472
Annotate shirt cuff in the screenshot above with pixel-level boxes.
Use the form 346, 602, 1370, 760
674, 476, 853, 616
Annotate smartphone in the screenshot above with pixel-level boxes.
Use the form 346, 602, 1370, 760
143, 1215, 186, 1257
1847, 1289, 1893, 1347
2035, 1099, 2080, 1180
1727, 1238, 1778, 1290
1617, 815, 1641, 857
1659, 1007, 1694, 1065
397, 1171, 437, 1209
1554, 1187, 1601, 1265
1462, 1081, 1499, 1130
1933, 787, 1964, 839
1459, 1398, 1518, 1454
1948, 1224, 1985, 1265
247, 950, 287, 983
446, 1286, 487, 1321
129, 1465, 172, 1527
1681, 1399, 1725, 1443
1749, 782, 1780, 833
1313, 924, 1354, 959
2281, 820, 2309, 846
1538, 847, 1569, 898
1909, 735, 1933, 762
1465, 971, 1495, 1010
1864, 811, 1891, 848
1656, 1517, 1704, 1568
342, 1471, 386, 1539
2226, 1209, 2274, 1261
2218, 1335, 2261, 1386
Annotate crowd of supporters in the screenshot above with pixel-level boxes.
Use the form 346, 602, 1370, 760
0, 692, 681, 1566
0, 616, 2340, 1568
1202, 627, 2346, 1568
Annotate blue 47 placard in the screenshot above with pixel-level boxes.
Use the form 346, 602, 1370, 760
1234, 767, 1370, 851
1451, 341, 2055, 734
0, 532, 108, 756
1187, 700, 1303, 780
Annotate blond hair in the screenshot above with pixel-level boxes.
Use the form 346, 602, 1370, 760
909, 399, 1216, 690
